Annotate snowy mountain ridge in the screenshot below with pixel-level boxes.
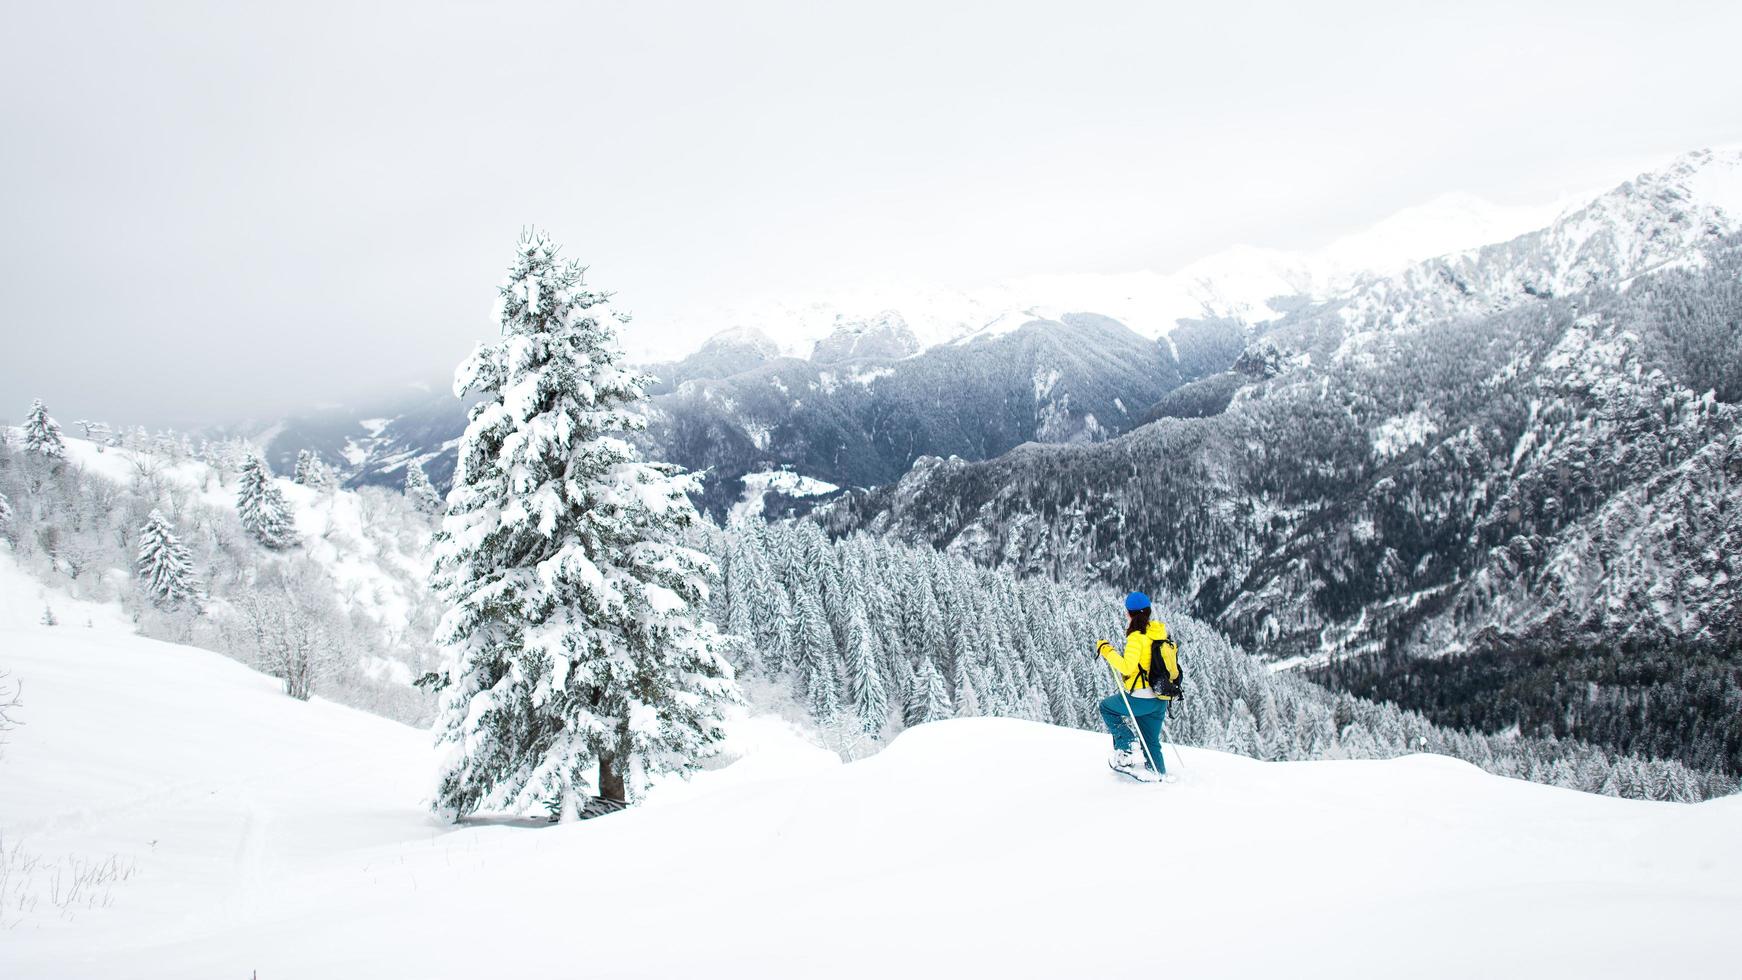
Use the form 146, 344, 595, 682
651, 149, 1742, 370
651, 175, 1591, 363
1329, 147, 1742, 341
265, 147, 1740, 512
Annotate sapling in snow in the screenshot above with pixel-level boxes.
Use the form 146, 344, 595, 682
425, 230, 736, 821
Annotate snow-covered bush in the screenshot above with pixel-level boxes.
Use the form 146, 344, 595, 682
229, 566, 343, 701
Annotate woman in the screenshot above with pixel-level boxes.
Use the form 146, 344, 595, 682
1095, 591, 1179, 780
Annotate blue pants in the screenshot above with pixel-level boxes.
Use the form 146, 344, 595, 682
1100, 694, 1168, 773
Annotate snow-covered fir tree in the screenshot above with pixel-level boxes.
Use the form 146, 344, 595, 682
293, 449, 330, 487
402, 459, 442, 514
22, 399, 65, 459
915, 658, 954, 724
0, 489, 13, 542
427, 231, 737, 820
236, 453, 298, 549
135, 509, 201, 610
842, 598, 888, 735
790, 584, 840, 722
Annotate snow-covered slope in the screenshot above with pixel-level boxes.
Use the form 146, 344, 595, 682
1332, 148, 1742, 338
2, 619, 1736, 978
56, 435, 436, 664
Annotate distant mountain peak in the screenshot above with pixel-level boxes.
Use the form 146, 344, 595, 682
698, 325, 782, 357
1641, 146, 1742, 210
656, 159, 1707, 363
810, 310, 920, 363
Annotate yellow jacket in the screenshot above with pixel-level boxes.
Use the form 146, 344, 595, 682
1097, 621, 1179, 698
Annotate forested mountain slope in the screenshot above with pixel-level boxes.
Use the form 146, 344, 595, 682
651, 312, 1183, 514
820, 154, 1742, 775
267, 311, 1202, 518
707, 521, 1730, 800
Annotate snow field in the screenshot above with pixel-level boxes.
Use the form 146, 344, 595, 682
1, 623, 1737, 978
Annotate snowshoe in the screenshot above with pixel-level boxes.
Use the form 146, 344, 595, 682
1108, 750, 1160, 783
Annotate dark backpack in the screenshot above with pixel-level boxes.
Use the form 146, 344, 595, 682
1138, 632, 1183, 699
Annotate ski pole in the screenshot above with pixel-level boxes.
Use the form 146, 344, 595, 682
1104, 658, 1160, 777
1158, 709, 1183, 774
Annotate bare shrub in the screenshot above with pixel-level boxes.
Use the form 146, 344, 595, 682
232, 567, 347, 700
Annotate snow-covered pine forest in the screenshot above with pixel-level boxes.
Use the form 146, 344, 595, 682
2, 397, 1727, 802
711, 521, 1731, 799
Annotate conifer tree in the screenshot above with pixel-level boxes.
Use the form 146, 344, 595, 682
0, 489, 12, 542
952, 663, 981, 717
293, 449, 329, 487
897, 657, 925, 727
403, 459, 443, 514
741, 536, 796, 675
791, 584, 840, 722
236, 453, 298, 549
916, 658, 955, 724
135, 509, 200, 610
22, 399, 65, 459
843, 598, 888, 735
427, 231, 736, 820
721, 551, 764, 677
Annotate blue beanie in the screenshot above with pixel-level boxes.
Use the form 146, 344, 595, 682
1124, 591, 1151, 613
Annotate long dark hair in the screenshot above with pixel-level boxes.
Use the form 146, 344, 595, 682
1126, 608, 1151, 635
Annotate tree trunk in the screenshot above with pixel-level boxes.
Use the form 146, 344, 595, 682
598, 752, 626, 802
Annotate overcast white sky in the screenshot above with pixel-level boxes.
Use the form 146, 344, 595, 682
4, 1, 1740, 426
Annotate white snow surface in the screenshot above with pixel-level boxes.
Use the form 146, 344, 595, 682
2, 616, 1737, 978
726, 468, 841, 523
